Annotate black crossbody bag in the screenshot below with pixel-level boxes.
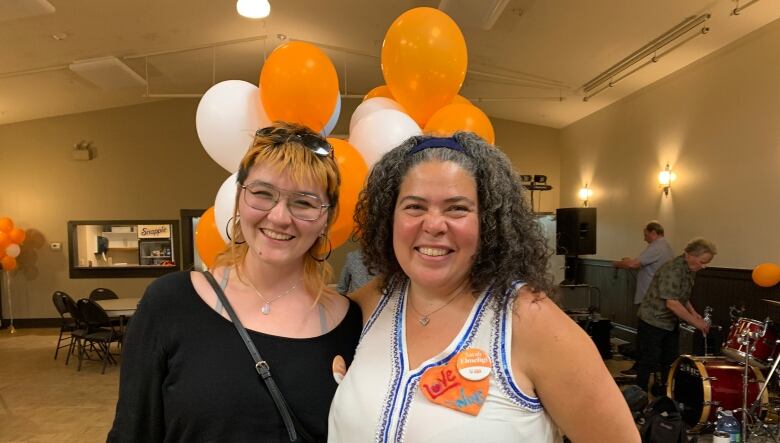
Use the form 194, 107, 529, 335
202, 271, 315, 443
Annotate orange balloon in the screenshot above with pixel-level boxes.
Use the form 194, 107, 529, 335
363, 85, 395, 101
450, 95, 471, 105
327, 138, 368, 249
0, 217, 13, 233
260, 41, 339, 132
381, 7, 467, 126
9, 228, 25, 245
424, 103, 495, 144
0, 231, 9, 251
1, 255, 17, 271
195, 207, 227, 269
752, 263, 780, 288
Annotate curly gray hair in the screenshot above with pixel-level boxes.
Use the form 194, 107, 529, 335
353, 132, 553, 309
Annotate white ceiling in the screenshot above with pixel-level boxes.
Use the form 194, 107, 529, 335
1, 0, 779, 129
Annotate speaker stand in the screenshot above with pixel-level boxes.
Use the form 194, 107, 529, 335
562, 256, 580, 285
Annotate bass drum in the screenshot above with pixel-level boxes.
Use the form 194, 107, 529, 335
667, 355, 768, 431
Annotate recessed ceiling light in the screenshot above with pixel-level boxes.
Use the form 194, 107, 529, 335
236, 0, 270, 19
51, 32, 68, 41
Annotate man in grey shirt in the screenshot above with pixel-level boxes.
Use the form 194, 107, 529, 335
613, 221, 674, 304
337, 250, 374, 295
613, 221, 674, 376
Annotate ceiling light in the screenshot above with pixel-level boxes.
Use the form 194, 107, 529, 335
51, 32, 68, 41
236, 0, 270, 19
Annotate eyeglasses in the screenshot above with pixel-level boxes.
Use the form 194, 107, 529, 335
242, 182, 330, 221
255, 127, 333, 157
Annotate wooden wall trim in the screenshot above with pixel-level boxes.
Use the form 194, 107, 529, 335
1, 318, 60, 329
576, 258, 780, 345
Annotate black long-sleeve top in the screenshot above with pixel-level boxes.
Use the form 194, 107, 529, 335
107, 271, 362, 443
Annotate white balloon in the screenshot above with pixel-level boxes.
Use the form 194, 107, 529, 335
349, 97, 406, 134
214, 172, 239, 243
196, 80, 270, 173
321, 92, 341, 137
349, 109, 421, 167
5, 243, 20, 258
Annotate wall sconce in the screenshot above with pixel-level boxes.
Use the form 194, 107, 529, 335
72, 140, 93, 161
578, 184, 593, 207
658, 163, 676, 196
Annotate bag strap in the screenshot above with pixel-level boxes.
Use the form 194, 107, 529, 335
202, 270, 314, 442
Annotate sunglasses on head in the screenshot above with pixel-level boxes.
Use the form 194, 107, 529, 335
255, 126, 333, 157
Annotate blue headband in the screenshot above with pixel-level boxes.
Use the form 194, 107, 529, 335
407, 137, 468, 156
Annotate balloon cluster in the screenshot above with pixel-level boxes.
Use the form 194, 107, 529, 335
0, 217, 26, 271
193, 41, 366, 268
349, 7, 494, 167
752, 263, 780, 288
191, 7, 492, 268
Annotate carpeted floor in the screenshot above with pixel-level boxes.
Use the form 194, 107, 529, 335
0, 328, 118, 443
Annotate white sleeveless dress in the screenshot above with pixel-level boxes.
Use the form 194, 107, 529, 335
328, 280, 561, 443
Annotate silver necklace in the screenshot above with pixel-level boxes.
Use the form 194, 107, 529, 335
408, 290, 465, 326
245, 277, 299, 315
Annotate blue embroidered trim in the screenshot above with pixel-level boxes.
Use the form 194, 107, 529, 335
375, 280, 408, 443
362, 278, 397, 341
490, 282, 543, 412
391, 287, 494, 442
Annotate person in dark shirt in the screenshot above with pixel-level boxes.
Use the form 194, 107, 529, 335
108, 122, 362, 442
634, 237, 716, 394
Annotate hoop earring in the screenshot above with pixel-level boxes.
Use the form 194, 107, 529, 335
226, 216, 246, 245
308, 234, 332, 262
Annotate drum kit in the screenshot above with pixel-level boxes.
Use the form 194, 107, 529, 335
667, 300, 780, 441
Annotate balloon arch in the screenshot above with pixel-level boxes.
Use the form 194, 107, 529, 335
192, 7, 495, 268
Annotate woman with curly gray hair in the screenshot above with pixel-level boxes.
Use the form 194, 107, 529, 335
328, 133, 638, 443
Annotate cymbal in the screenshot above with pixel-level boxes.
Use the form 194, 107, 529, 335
763, 299, 780, 307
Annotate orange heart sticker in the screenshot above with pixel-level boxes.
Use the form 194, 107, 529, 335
419, 351, 490, 416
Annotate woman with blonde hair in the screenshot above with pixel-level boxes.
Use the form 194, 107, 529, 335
109, 122, 362, 442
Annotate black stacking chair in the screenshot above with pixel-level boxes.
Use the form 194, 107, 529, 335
77, 298, 123, 374
52, 291, 78, 360
62, 295, 88, 366
89, 287, 123, 329
89, 287, 119, 301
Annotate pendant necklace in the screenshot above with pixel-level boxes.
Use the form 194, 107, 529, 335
408, 289, 465, 326
246, 277, 299, 315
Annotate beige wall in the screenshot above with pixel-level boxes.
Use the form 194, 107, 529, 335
493, 117, 561, 214
560, 20, 780, 269
0, 97, 560, 319
0, 99, 227, 319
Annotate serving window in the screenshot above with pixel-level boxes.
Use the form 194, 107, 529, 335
67, 220, 180, 278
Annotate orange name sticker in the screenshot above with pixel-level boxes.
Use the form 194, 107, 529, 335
420, 355, 489, 416
455, 347, 491, 381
